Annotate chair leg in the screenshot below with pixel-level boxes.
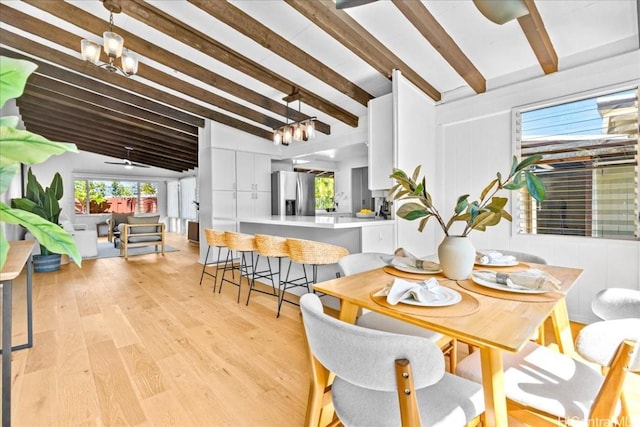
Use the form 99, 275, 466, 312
246, 254, 261, 306
199, 245, 212, 286
218, 250, 234, 294
212, 246, 222, 293
278, 261, 294, 318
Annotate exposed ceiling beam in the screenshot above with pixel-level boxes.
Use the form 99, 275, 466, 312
284, 0, 441, 102
17, 102, 197, 161
17, 96, 196, 157
23, 125, 194, 171
391, 0, 486, 94
188, 0, 373, 107
26, 75, 199, 136
9, 2, 329, 135
23, 86, 197, 144
112, 0, 355, 127
0, 27, 278, 141
518, 0, 558, 74
6, 52, 205, 128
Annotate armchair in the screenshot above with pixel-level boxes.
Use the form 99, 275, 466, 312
117, 215, 165, 259
106, 212, 133, 244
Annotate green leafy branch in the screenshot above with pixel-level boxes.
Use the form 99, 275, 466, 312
388, 155, 546, 237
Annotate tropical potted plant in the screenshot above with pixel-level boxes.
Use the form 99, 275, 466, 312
11, 168, 69, 272
0, 55, 81, 271
388, 155, 545, 279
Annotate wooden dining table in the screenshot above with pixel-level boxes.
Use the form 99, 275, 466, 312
307, 262, 583, 427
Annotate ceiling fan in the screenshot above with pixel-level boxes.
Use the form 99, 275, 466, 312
104, 146, 150, 169
335, 0, 377, 9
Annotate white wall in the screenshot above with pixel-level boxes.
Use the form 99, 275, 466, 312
434, 50, 640, 323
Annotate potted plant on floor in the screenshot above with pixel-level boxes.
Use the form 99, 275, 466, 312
11, 168, 70, 272
0, 55, 81, 270
388, 155, 545, 279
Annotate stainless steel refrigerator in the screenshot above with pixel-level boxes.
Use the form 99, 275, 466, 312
271, 171, 316, 216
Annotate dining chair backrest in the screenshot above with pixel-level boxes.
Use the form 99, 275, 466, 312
576, 318, 640, 372
254, 234, 289, 258
300, 293, 445, 391
591, 288, 640, 320
337, 252, 389, 277
224, 231, 256, 252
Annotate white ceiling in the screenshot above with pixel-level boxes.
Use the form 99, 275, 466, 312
1, 0, 638, 165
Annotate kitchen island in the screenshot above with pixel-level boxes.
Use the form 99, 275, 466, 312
238, 215, 395, 255
239, 215, 395, 291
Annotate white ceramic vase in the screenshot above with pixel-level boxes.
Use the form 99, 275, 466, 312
437, 236, 475, 280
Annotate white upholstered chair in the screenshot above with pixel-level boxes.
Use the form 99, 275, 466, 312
456, 318, 640, 426
300, 293, 484, 427
591, 288, 640, 320
338, 252, 457, 372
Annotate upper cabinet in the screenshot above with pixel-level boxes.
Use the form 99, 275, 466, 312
236, 152, 271, 192
212, 148, 237, 191
368, 93, 393, 191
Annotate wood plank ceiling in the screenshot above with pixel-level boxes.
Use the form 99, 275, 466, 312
0, 0, 632, 172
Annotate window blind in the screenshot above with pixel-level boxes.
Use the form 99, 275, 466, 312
167, 181, 179, 218
515, 87, 639, 239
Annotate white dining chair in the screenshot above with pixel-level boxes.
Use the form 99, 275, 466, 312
591, 288, 640, 320
338, 252, 457, 372
456, 318, 640, 426
300, 293, 485, 427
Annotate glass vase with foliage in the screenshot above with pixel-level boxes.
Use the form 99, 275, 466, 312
0, 56, 81, 269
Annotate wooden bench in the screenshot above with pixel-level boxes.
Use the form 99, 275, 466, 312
119, 222, 166, 259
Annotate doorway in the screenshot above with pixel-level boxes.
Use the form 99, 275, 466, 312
351, 167, 373, 213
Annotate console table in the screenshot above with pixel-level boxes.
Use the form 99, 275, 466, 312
1, 240, 35, 427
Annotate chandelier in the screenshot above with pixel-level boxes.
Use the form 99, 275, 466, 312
80, 1, 138, 77
273, 101, 316, 146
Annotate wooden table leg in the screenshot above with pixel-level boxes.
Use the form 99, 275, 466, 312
550, 299, 575, 355
479, 347, 509, 427
337, 300, 359, 324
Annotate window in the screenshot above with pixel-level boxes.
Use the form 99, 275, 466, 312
74, 179, 158, 214
315, 176, 335, 210
515, 87, 639, 239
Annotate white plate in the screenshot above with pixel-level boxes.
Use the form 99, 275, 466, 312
399, 287, 462, 307
474, 260, 519, 267
393, 264, 442, 275
471, 276, 548, 294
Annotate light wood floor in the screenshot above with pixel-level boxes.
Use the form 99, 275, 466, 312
3, 232, 639, 426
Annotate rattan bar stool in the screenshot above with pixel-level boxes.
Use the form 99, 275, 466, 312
199, 229, 233, 292
220, 231, 257, 303
280, 238, 349, 317
246, 234, 288, 308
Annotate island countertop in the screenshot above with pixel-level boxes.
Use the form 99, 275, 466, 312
238, 215, 395, 229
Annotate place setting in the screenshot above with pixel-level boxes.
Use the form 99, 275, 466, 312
457, 268, 566, 302
370, 277, 480, 317
474, 250, 529, 270
380, 248, 443, 279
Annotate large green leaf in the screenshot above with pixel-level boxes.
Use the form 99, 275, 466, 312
454, 194, 469, 214
43, 187, 61, 223
0, 202, 81, 266
0, 227, 8, 270
0, 163, 18, 193
514, 154, 542, 173
0, 127, 77, 166
49, 172, 64, 200
525, 171, 546, 202
0, 116, 19, 127
397, 202, 430, 221
0, 56, 38, 108
26, 168, 44, 205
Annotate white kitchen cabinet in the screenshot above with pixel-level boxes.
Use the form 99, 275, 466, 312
212, 190, 236, 219
368, 93, 393, 191
212, 149, 236, 191
361, 223, 395, 253
236, 152, 271, 192
237, 191, 271, 217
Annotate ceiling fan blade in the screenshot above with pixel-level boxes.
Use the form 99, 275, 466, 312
131, 163, 151, 168
104, 161, 127, 165
335, 0, 377, 9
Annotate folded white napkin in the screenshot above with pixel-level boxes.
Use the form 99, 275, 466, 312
473, 269, 562, 292
476, 250, 517, 265
381, 248, 440, 271
385, 278, 445, 305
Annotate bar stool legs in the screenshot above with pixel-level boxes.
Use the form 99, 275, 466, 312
246, 255, 281, 306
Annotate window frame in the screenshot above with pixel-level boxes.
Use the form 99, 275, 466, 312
74, 176, 161, 216
512, 82, 640, 241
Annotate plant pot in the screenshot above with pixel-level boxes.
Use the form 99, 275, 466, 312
33, 254, 62, 273
437, 236, 475, 280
